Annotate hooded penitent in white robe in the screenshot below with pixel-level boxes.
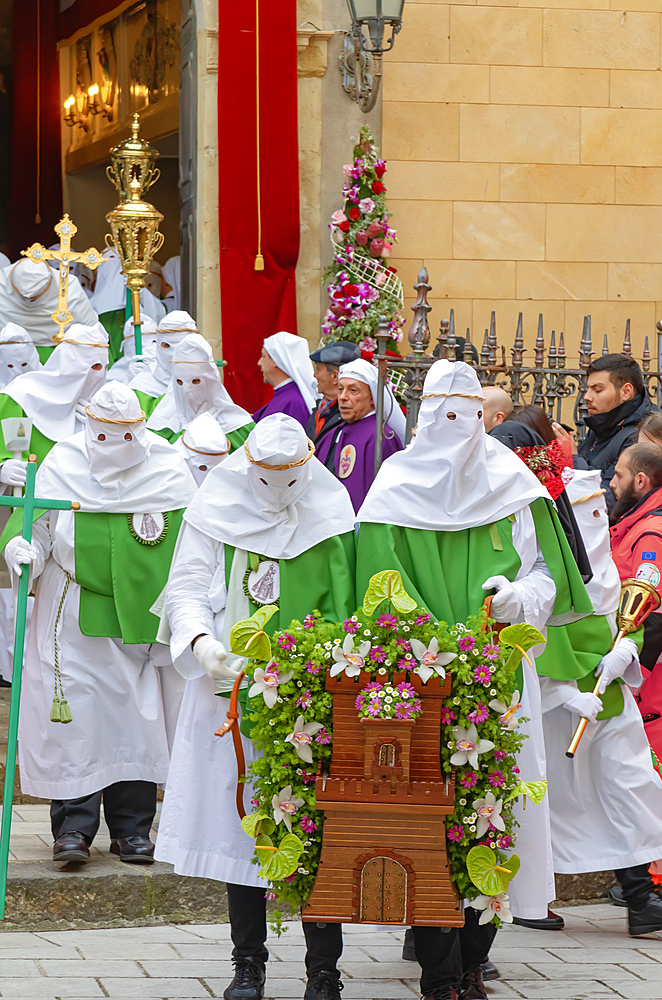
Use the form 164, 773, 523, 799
0, 324, 41, 389
173, 411, 230, 486
155, 414, 356, 884
128, 310, 198, 401
107, 317, 158, 385
8, 383, 196, 799
162, 256, 181, 312
89, 248, 166, 325
540, 468, 662, 873
0, 259, 98, 347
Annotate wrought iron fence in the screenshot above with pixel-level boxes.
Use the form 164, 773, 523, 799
374, 266, 662, 469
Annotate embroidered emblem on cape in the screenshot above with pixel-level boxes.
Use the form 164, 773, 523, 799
642, 551, 657, 561
636, 561, 661, 588
338, 444, 356, 479
245, 559, 280, 605
128, 512, 169, 546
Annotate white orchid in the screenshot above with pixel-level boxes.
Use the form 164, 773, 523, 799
471, 892, 513, 925
330, 633, 371, 678
271, 785, 305, 832
285, 714, 324, 763
472, 791, 505, 838
450, 724, 495, 770
489, 690, 522, 730
409, 636, 457, 683
248, 660, 293, 709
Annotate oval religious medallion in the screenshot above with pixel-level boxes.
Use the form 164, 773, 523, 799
128, 512, 169, 546
338, 444, 356, 479
246, 560, 280, 605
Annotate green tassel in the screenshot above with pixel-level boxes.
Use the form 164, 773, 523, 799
59, 700, 72, 724
50, 697, 62, 723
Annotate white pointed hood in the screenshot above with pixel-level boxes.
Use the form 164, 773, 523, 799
174, 410, 230, 485
357, 360, 547, 531
107, 316, 158, 385
0, 323, 41, 389
0, 259, 98, 346
128, 310, 196, 399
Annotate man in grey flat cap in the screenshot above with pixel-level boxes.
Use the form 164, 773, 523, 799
306, 341, 360, 456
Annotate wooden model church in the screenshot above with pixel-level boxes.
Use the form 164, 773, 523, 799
303, 669, 462, 927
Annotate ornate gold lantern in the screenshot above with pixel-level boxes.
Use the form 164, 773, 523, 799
105, 177, 165, 329
106, 113, 160, 201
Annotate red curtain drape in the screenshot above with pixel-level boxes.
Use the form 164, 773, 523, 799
9, 0, 62, 260
218, 0, 300, 413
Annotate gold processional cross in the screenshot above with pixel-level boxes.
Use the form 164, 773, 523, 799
21, 215, 107, 343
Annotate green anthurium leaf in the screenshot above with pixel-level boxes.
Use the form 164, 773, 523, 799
230, 605, 278, 660
362, 570, 417, 616
505, 779, 548, 805
499, 623, 546, 672
467, 846, 520, 896
259, 833, 305, 881
255, 832, 278, 866
241, 811, 275, 838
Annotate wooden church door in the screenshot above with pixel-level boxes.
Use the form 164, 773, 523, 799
360, 857, 407, 922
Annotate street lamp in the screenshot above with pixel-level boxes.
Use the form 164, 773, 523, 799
340, 0, 405, 112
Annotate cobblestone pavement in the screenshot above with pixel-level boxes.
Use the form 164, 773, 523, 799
0, 904, 657, 999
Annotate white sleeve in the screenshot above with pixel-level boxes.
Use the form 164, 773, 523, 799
512, 506, 557, 631
166, 522, 226, 678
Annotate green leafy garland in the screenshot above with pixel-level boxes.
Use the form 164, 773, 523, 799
239, 577, 544, 923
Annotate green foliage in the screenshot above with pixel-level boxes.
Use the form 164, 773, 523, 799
504, 779, 548, 806
362, 570, 418, 616
498, 623, 545, 672
230, 605, 278, 660
467, 846, 520, 896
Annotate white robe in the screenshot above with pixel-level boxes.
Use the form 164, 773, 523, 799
0, 266, 98, 347
17, 508, 170, 799
540, 470, 662, 874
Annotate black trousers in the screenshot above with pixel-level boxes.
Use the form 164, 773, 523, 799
615, 863, 655, 911
226, 882, 495, 991
50, 780, 157, 844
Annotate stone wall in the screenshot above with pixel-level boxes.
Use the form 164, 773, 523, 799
382, 0, 662, 360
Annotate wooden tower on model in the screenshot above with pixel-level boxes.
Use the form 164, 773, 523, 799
303, 669, 462, 927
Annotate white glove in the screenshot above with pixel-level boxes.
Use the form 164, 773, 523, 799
562, 686, 603, 723
128, 356, 147, 380
0, 460, 27, 486
594, 640, 635, 695
193, 634, 243, 682
75, 400, 89, 423
4, 537, 38, 578
482, 575, 523, 623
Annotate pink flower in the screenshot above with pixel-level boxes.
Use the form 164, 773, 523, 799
300, 771, 316, 785
342, 164, 353, 178
278, 634, 296, 651
360, 336, 376, 352
482, 644, 499, 661
283, 875, 295, 883
297, 689, 313, 710
458, 636, 476, 652
415, 613, 432, 625
355, 694, 365, 711
356, 230, 368, 247
398, 658, 412, 669
395, 703, 412, 720
488, 770, 505, 788
366, 220, 383, 239
447, 825, 464, 843
493, 749, 507, 761
305, 662, 321, 675
467, 702, 489, 725
369, 238, 384, 258
512, 766, 520, 774
301, 815, 318, 833
304, 615, 318, 631
497, 834, 512, 849
397, 681, 416, 698
359, 197, 375, 214
266, 891, 278, 901
381, 244, 392, 258
473, 665, 491, 687
441, 708, 456, 725
315, 727, 331, 745
343, 619, 359, 634
396, 638, 412, 652
376, 613, 398, 631
363, 681, 383, 694
369, 646, 386, 662
331, 210, 347, 226
459, 771, 478, 789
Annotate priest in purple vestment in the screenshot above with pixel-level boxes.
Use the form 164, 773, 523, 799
318, 358, 406, 513
253, 331, 318, 427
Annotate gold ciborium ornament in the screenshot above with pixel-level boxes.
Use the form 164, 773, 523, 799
566, 578, 661, 758
106, 113, 160, 202
105, 177, 165, 329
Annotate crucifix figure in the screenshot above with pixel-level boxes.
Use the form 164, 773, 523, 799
21, 215, 107, 343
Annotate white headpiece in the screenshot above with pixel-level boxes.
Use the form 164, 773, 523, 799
105, 317, 159, 386
85, 382, 150, 486
3, 322, 109, 441
10, 259, 53, 300
175, 410, 230, 486
88, 248, 126, 315
162, 256, 181, 312
129, 310, 196, 397
184, 413, 355, 559
357, 360, 547, 531
0, 260, 98, 346
0, 323, 41, 389
263, 331, 318, 413
338, 357, 407, 443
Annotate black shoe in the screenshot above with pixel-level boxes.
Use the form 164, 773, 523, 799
304, 970, 343, 1000
109, 835, 155, 864
629, 892, 662, 936
609, 885, 627, 907
0, 676, 11, 687
223, 959, 266, 1000
53, 831, 90, 868
402, 927, 416, 962
458, 966, 487, 1000
480, 960, 500, 981
422, 988, 458, 1000
512, 908, 565, 930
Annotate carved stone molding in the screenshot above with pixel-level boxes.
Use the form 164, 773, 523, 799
297, 27, 335, 79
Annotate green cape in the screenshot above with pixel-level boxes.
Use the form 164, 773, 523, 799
99, 307, 125, 365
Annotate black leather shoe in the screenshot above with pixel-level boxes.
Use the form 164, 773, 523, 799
422, 988, 458, 1000
402, 927, 416, 962
513, 908, 565, 930
629, 892, 662, 936
611, 884, 662, 907
224, 958, 266, 1000
459, 966, 487, 1000
304, 971, 343, 1000
53, 831, 90, 868
480, 960, 500, 981
109, 835, 155, 863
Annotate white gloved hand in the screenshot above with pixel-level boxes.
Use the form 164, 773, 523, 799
0, 460, 27, 486
594, 640, 635, 695
193, 634, 243, 682
75, 400, 89, 423
562, 686, 603, 724
482, 575, 523, 623
4, 537, 38, 578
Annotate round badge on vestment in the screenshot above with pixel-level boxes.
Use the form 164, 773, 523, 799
338, 444, 356, 479
247, 560, 280, 605
128, 512, 169, 546
636, 561, 661, 588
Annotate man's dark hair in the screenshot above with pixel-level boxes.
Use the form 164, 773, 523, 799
623, 442, 662, 490
587, 353, 644, 396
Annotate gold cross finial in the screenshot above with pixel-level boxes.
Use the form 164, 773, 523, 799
20, 214, 107, 343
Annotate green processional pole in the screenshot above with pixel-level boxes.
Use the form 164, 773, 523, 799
0, 457, 79, 918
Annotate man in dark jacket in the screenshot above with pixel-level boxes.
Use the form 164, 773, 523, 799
306, 341, 360, 454
578, 354, 657, 508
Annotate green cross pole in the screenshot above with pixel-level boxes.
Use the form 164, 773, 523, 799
0, 456, 79, 918
127, 288, 142, 357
